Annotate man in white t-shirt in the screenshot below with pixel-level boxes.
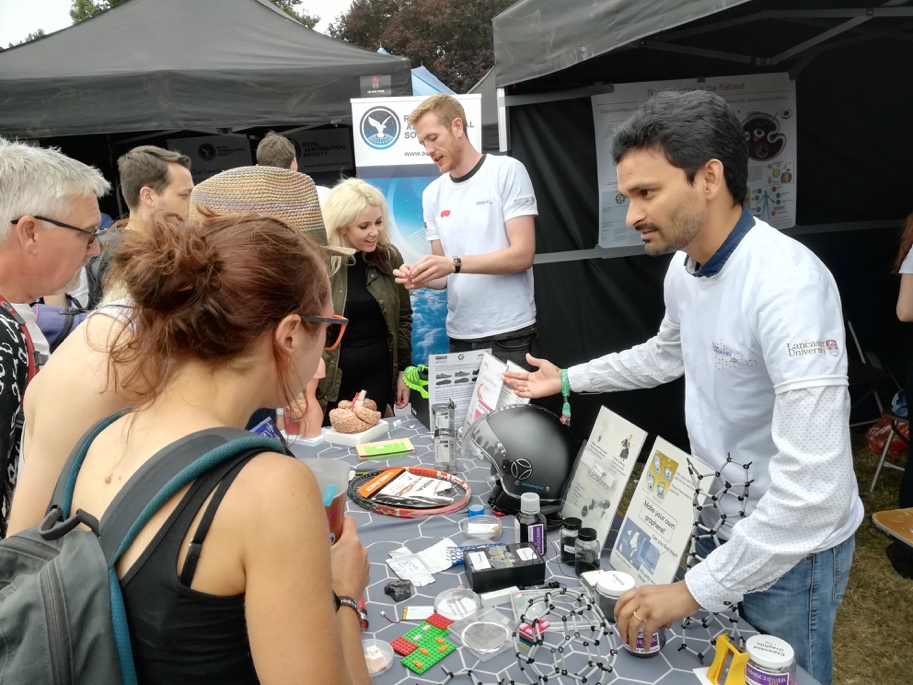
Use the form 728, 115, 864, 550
394, 95, 538, 368
504, 90, 861, 685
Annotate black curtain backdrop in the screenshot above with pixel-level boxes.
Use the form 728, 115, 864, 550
513, 71, 913, 456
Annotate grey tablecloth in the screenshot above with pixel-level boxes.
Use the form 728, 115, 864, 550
288, 418, 818, 685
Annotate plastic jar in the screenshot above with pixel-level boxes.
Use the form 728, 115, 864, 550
744, 634, 796, 685
594, 571, 635, 622
623, 625, 667, 658
560, 517, 582, 564
574, 527, 600, 575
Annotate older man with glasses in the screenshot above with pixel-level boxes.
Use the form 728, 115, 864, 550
0, 137, 110, 538
8, 164, 335, 537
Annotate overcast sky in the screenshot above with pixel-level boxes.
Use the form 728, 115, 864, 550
0, 0, 354, 46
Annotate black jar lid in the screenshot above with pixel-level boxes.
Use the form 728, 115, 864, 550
577, 527, 598, 541
561, 517, 582, 531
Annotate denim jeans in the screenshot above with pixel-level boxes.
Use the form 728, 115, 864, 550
449, 330, 538, 371
695, 533, 854, 685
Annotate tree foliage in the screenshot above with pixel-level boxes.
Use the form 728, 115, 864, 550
8, 29, 47, 48
328, 0, 513, 93
70, 0, 317, 28
271, 0, 319, 28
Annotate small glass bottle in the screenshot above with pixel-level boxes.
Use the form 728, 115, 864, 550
559, 517, 582, 564
595, 571, 635, 622
574, 527, 600, 575
624, 626, 667, 658
744, 635, 796, 685
515, 492, 547, 556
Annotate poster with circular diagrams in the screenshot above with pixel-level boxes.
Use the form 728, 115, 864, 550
591, 72, 798, 249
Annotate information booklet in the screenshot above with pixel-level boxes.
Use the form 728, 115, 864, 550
609, 437, 711, 586
356, 438, 415, 460
463, 353, 530, 430
428, 350, 489, 424
559, 406, 647, 552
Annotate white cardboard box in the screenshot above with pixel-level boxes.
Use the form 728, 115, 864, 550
323, 419, 391, 446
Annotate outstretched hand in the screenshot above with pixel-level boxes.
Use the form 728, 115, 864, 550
502, 354, 563, 399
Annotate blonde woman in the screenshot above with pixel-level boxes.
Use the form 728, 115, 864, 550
319, 179, 412, 419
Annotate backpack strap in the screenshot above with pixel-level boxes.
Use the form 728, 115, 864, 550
50, 411, 124, 517
97, 427, 285, 564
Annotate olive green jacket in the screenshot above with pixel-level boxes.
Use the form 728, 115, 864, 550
317, 245, 413, 409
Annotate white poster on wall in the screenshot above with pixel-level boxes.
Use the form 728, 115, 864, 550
166, 135, 252, 184
609, 437, 711, 586
286, 128, 354, 174
592, 73, 797, 248
351, 94, 482, 169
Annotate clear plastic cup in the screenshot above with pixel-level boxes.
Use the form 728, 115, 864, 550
298, 458, 351, 544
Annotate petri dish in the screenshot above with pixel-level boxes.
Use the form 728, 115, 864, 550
434, 587, 482, 621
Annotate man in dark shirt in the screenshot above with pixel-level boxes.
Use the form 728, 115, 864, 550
0, 138, 110, 537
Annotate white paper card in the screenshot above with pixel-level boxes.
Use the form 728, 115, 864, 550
428, 350, 488, 424
516, 547, 536, 562
468, 551, 492, 570
560, 406, 648, 551
609, 437, 712, 586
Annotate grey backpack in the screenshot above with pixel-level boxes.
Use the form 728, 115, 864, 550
0, 413, 284, 684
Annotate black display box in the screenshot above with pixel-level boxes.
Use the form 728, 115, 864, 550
463, 543, 546, 594
410, 392, 431, 430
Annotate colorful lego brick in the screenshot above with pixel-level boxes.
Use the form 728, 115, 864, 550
518, 620, 550, 642
390, 637, 418, 656
404, 622, 449, 644
401, 638, 456, 675
425, 612, 454, 630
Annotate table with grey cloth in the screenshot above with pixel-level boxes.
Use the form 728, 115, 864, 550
288, 417, 820, 685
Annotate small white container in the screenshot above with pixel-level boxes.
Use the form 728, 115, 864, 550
744, 634, 796, 685
459, 515, 503, 541
361, 638, 394, 678
594, 571, 635, 623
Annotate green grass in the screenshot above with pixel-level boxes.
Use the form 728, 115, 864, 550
833, 433, 912, 685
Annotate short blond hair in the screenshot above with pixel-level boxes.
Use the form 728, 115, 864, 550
407, 94, 467, 129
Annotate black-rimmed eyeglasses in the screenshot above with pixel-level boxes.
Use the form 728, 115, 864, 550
10, 216, 100, 246
301, 314, 348, 351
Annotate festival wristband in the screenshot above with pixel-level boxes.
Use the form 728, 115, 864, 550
560, 368, 571, 426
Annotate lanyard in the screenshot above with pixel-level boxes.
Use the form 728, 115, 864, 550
0, 296, 39, 383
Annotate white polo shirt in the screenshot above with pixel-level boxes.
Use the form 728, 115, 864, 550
423, 154, 537, 339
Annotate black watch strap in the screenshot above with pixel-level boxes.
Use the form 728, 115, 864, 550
452, 256, 462, 274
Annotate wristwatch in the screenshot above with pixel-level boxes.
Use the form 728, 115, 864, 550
452, 256, 462, 274
334, 591, 369, 630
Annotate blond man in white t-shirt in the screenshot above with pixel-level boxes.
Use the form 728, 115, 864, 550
504, 90, 861, 685
394, 95, 538, 368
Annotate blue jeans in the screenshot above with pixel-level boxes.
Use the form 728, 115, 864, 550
696, 534, 854, 685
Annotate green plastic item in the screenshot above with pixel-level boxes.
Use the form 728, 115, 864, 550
401, 637, 455, 675
403, 365, 429, 399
